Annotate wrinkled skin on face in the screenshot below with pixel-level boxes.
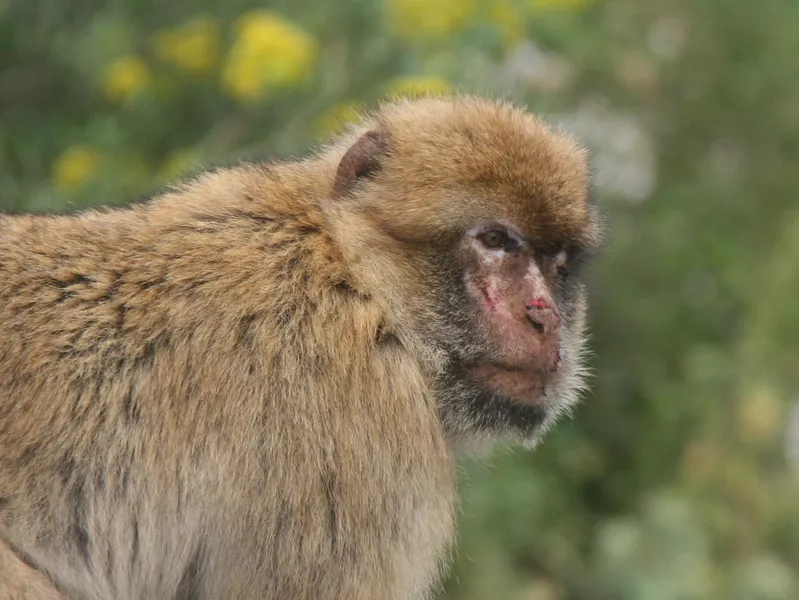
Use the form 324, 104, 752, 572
432, 220, 594, 447
460, 222, 564, 402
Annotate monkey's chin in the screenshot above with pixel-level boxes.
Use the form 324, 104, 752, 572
468, 363, 548, 405
438, 363, 558, 448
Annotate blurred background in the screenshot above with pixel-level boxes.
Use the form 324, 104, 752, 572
2, 0, 798, 597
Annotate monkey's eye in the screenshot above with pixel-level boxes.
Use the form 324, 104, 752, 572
479, 230, 510, 249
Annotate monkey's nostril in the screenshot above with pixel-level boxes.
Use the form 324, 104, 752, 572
527, 316, 545, 334
525, 303, 560, 336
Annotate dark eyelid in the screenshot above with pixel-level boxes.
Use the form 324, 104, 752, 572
534, 243, 566, 259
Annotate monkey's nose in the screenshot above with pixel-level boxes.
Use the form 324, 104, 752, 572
525, 298, 560, 336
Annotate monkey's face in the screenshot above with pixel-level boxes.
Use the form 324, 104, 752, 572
434, 219, 593, 447
460, 223, 571, 403
325, 97, 603, 448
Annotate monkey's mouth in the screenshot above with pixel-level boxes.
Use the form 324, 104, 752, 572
468, 363, 549, 404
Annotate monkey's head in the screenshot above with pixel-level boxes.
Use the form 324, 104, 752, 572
321, 96, 604, 449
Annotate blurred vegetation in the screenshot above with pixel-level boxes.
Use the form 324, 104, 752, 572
2, 0, 799, 598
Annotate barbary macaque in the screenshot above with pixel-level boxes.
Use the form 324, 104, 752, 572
0, 95, 603, 600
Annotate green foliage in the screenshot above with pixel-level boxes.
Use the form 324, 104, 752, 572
2, 0, 798, 597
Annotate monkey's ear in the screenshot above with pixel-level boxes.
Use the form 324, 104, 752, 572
332, 130, 389, 198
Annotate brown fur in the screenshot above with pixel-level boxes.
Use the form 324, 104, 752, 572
0, 96, 602, 599
0, 541, 66, 600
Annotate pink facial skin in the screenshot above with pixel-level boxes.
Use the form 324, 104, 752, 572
460, 225, 563, 404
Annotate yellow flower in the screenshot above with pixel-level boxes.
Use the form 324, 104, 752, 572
490, 0, 526, 48
102, 55, 151, 103
151, 16, 220, 76
386, 0, 476, 40
528, 0, 593, 11
221, 10, 318, 103
52, 146, 102, 192
315, 102, 364, 139
385, 76, 451, 99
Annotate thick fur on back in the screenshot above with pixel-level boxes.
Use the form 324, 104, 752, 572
0, 96, 598, 599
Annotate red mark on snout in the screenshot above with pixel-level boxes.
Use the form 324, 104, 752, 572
526, 297, 561, 323
526, 296, 562, 337
527, 297, 550, 311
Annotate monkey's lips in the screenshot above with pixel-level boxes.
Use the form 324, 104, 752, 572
468, 363, 550, 404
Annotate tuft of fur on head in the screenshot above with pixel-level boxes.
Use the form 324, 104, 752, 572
320, 95, 601, 245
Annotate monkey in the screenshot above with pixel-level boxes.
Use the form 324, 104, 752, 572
0, 540, 68, 600
0, 95, 603, 600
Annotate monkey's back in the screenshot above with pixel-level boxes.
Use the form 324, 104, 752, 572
0, 169, 456, 599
